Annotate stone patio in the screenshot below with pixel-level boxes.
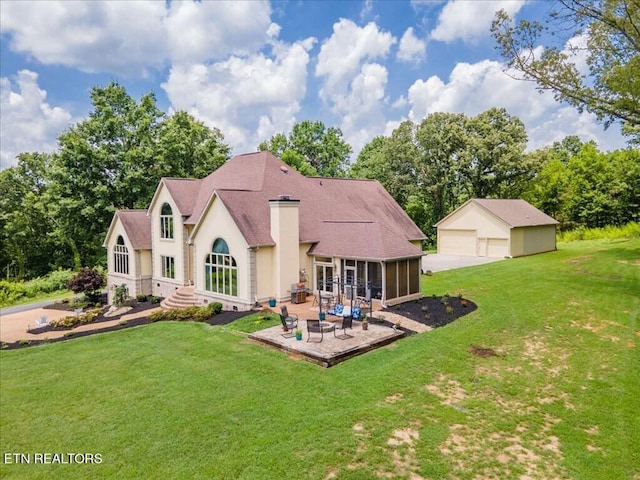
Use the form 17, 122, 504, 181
248, 318, 405, 367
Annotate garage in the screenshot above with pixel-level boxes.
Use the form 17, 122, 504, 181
436, 199, 558, 258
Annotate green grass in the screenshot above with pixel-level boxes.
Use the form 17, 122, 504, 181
1, 239, 638, 479
0, 289, 74, 309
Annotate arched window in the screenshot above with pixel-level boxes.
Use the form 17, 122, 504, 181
160, 203, 174, 239
114, 236, 129, 275
205, 238, 237, 296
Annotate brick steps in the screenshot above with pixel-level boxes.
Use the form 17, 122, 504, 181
161, 286, 198, 310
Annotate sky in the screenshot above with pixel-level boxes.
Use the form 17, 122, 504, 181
0, 0, 631, 169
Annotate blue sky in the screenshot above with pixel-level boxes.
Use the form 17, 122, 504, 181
0, 0, 629, 169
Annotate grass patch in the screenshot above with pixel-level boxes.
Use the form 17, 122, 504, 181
1, 239, 638, 479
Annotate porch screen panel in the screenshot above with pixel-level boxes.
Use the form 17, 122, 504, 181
409, 258, 420, 294
357, 261, 366, 296
385, 261, 398, 300
368, 262, 382, 299
398, 261, 408, 297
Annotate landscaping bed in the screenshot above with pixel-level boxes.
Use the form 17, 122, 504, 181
382, 294, 477, 328
2, 300, 253, 350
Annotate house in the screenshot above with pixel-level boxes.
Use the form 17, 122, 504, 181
435, 199, 558, 258
103, 151, 426, 309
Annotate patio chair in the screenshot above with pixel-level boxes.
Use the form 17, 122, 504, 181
306, 319, 325, 343
280, 306, 298, 328
334, 315, 353, 340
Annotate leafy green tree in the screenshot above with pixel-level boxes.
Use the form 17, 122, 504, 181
352, 109, 537, 245
156, 111, 230, 179
0, 153, 66, 279
461, 107, 532, 198
492, 0, 640, 143
524, 140, 640, 230
259, 120, 352, 176
415, 112, 468, 224
47, 82, 230, 269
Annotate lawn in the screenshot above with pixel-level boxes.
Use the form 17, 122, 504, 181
1, 239, 638, 479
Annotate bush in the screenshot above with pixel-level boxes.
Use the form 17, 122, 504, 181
114, 284, 130, 307
148, 306, 212, 323
150, 296, 163, 304
136, 294, 149, 302
207, 302, 223, 314
68, 268, 105, 302
558, 222, 640, 242
0, 269, 76, 307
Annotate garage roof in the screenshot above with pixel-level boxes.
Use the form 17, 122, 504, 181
437, 199, 558, 228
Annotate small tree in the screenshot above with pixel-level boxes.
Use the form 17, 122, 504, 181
68, 267, 105, 303
113, 284, 130, 307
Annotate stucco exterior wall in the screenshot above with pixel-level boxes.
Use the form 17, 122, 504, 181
438, 202, 509, 239
438, 203, 510, 257
104, 217, 152, 303
149, 185, 186, 298
511, 225, 557, 257
256, 247, 274, 302
270, 200, 300, 302
192, 195, 251, 308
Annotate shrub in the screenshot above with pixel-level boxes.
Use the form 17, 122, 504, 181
150, 296, 163, 304
557, 222, 640, 242
136, 294, 149, 302
148, 306, 212, 323
68, 268, 105, 303
114, 284, 130, 307
207, 302, 223, 314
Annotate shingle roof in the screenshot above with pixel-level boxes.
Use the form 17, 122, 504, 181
163, 178, 201, 217
472, 199, 558, 227
116, 210, 151, 249
115, 151, 426, 260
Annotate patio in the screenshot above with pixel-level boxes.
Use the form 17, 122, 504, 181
249, 297, 406, 367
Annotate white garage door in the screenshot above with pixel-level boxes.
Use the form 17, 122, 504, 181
487, 238, 509, 258
438, 229, 476, 256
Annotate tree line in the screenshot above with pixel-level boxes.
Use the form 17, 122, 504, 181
1, 82, 638, 280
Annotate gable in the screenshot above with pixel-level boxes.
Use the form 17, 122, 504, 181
103, 210, 151, 250
436, 199, 558, 230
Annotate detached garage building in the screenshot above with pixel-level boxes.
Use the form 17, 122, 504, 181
436, 199, 558, 258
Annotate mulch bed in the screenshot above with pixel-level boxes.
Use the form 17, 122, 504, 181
382, 295, 477, 329
2, 302, 253, 351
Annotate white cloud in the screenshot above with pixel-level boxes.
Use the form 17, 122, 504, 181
164, 1, 273, 64
315, 19, 396, 158
407, 59, 555, 122
0, 0, 273, 76
316, 19, 396, 103
161, 38, 316, 154
404, 59, 627, 151
0, 70, 73, 168
430, 0, 525, 43
397, 27, 427, 64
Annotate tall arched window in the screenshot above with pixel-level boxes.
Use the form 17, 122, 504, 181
205, 238, 238, 296
114, 236, 129, 275
160, 203, 174, 239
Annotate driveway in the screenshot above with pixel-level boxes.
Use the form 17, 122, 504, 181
421, 254, 504, 273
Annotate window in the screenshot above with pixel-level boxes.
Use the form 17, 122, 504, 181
114, 236, 129, 275
204, 238, 238, 296
161, 256, 175, 279
160, 203, 174, 239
